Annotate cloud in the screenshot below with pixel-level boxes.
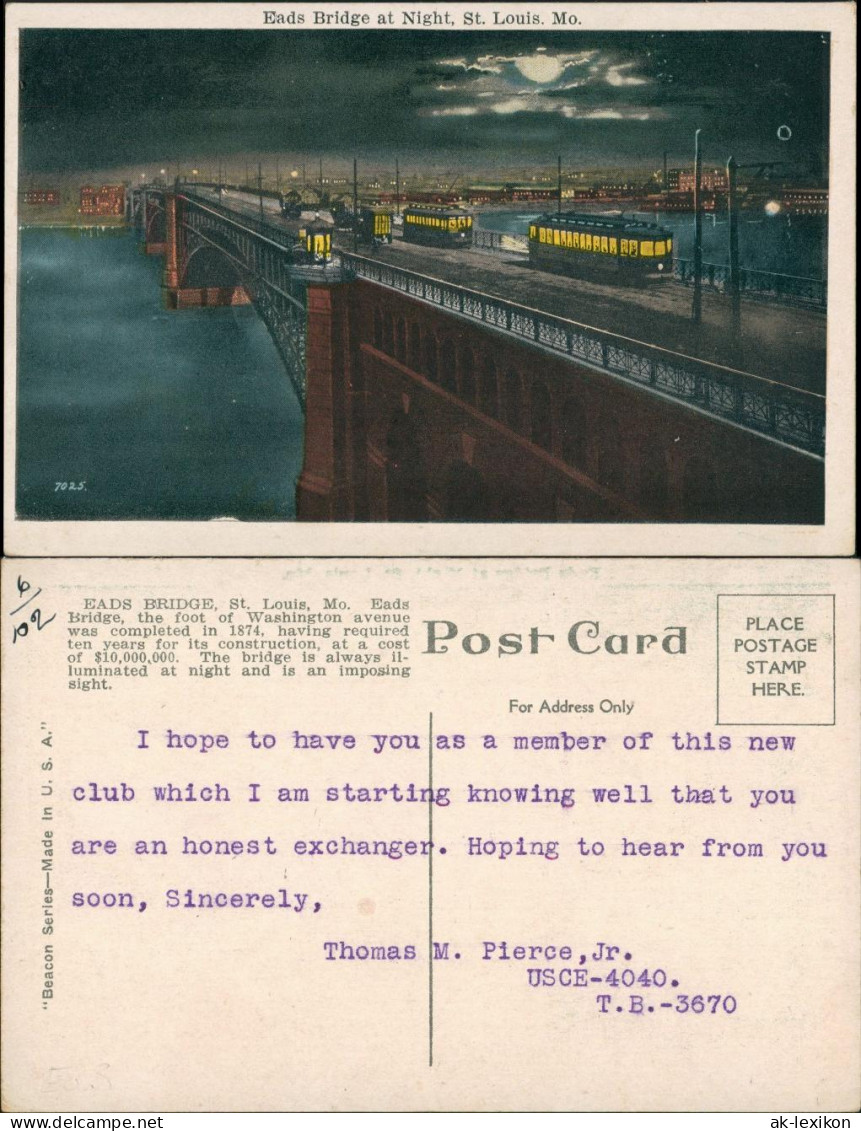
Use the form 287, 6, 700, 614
605, 62, 651, 87
416, 47, 656, 127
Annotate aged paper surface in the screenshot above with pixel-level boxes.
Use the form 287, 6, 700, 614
3, 1, 856, 557
2, 557, 858, 1112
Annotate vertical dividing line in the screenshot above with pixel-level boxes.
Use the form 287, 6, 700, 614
428, 710, 434, 1068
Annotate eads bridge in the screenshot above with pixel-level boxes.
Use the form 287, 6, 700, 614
130, 187, 824, 524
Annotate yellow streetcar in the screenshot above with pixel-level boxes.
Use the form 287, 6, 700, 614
402, 205, 473, 248
528, 212, 673, 282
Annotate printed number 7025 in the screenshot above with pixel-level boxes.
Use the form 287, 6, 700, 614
55, 481, 86, 491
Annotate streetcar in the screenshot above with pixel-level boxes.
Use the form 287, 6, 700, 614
401, 205, 473, 248
528, 212, 673, 282
298, 219, 332, 263
356, 207, 393, 246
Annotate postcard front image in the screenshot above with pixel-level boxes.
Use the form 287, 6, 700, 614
5, 3, 854, 556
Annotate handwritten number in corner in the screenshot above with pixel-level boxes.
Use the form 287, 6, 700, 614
10, 575, 56, 644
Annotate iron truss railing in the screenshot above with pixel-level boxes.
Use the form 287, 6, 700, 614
178, 195, 308, 409
673, 258, 826, 309
342, 252, 825, 457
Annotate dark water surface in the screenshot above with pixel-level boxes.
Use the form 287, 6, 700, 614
16, 227, 304, 520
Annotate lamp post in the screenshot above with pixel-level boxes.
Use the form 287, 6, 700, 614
353, 158, 359, 253
691, 129, 703, 326
726, 156, 741, 334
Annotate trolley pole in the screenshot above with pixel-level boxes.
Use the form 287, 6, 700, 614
663, 150, 668, 197
557, 154, 562, 218
245, 161, 249, 188
691, 129, 703, 326
353, 158, 359, 253
217, 156, 223, 201
395, 158, 400, 216
258, 162, 264, 219
276, 157, 281, 194
726, 155, 741, 334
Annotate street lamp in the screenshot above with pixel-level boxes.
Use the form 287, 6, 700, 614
691, 129, 703, 326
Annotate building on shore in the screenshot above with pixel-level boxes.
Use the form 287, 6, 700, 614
23, 188, 61, 205
80, 184, 125, 216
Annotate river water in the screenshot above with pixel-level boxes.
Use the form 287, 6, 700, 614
16, 227, 304, 520
477, 207, 828, 279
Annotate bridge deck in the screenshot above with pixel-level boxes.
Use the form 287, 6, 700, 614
358, 240, 825, 395
176, 188, 825, 397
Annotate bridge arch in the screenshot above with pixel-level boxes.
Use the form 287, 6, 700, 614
181, 241, 244, 289
145, 204, 166, 244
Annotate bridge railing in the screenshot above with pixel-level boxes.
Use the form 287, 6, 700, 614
342, 252, 824, 457
673, 258, 827, 309
179, 190, 298, 253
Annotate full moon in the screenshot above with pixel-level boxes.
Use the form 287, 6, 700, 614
515, 54, 565, 83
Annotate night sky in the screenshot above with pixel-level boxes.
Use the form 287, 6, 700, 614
19, 29, 830, 178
